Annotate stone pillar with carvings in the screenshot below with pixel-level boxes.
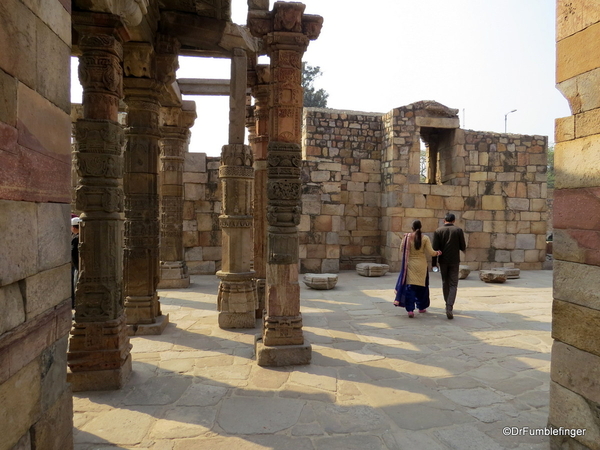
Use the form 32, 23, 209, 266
216, 48, 258, 328
68, 12, 132, 391
248, 2, 323, 365
159, 101, 197, 288
248, 63, 271, 318
122, 42, 168, 334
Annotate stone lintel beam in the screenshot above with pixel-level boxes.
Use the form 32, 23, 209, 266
73, 0, 149, 27
160, 11, 262, 56
178, 78, 231, 96
230, 48, 247, 145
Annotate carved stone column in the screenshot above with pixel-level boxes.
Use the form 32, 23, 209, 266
68, 12, 132, 391
248, 2, 323, 366
123, 43, 168, 334
248, 64, 271, 319
216, 48, 258, 328
159, 102, 197, 288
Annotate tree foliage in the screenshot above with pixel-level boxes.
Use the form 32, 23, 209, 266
302, 62, 329, 108
547, 145, 554, 189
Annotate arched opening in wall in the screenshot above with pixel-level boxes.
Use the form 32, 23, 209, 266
418, 127, 456, 184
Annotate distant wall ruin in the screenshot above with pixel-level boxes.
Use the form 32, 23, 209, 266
182, 101, 548, 274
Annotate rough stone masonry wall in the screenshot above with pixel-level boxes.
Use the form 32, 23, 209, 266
0, 0, 74, 449
183, 153, 222, 274
302, 108, 384, 272
549, 2, 600, 449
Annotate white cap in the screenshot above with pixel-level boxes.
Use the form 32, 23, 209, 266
71, 217, 81, 226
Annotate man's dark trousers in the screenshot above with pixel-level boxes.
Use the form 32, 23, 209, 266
439, 263, 459, 310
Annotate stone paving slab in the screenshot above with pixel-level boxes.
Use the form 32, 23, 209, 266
73, 270, 553, 449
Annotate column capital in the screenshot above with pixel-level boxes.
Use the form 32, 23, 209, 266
73, 11, 130, 47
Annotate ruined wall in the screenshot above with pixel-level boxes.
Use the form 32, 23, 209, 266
302, 109, 384, 271
182, 153, 222, 274
549, 2, 600, 448
0, 0, 73, 448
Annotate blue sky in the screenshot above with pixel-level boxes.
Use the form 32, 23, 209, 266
72, 0, 570, 155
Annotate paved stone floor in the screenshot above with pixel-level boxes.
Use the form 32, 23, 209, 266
74, 270, 553, 450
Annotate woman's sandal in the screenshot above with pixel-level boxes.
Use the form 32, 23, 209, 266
393, 301, 401, 307
408, 311, 415, 318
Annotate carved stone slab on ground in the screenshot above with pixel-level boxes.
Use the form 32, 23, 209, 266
459, 265, 471, 279
492, 267, 521, 279
479, 270, 507, 283
356, 263, 389, 277
303, 273, 338, 290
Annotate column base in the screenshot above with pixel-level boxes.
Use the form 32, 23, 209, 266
255, 335, 312, 367
128, 314, 169, 336
67, 353, 132, 392
219, 311, 256, 329
125, 293, 161, 325
158, 261, 190, 289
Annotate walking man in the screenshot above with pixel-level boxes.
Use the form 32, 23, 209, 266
433, 213, 466, 319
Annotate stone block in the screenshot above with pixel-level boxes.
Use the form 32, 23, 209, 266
314, 215, 332, 232
0, 68, 17, 126
24, 264, 70, 320
360, 159, 380, 173
36, 19, 70, 112
491, 267, 521, 279
40, 336, 69, 411
356, 263, 389, 277
482, 195, 505, 210
510, 249, 525, 263
479, 270, 507, 283
185, 247, 203, 261
506, 198, 530, 211
516, 234, 536, 249
303, 273, 338, 290
18, 82, 71, 157
557, 21, 600, 83
0, 199, 38, 287
443, 196, 464, 211
321, 259, 339, 273
356, 216, 378, 231
311, 170, 330, 182
321, 204, 343, 216
491, 233, 515, 250
548, 381, 600, 449
555, 137, 600, 189
196, 214, 214, 232
37, 203, 70, 272
458, 265, 471, 279
182, 172, 208, 184
187, 260, 216, 275
465, 220, 483, 232
32, 386, 73, 450
553, 187, 600, 230
182, 230, 199, 247
185, 183, 204, 201
495, 250, 511, 263
0, 282, 25, 335
182, 220, 197, 232
554, 260, 600, 310
302, 200, 321, 215
553, 299, 600, 358
551, 340, 600, 405
0, 0, 36, 88
524, 249, 542, 263
184, 152, 207, 173
346, 181, 364, 192
255, 338, 312, 367
467, 232, 490, 249
202, 246, 222, 261
68, 353, 132, 392
557, 0, 600, 41
0, 359, 41, 450
555, 115, 575, 142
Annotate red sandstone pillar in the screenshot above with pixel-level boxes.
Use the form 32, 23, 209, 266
248, 2, 323, 366
68, 12, 132, 390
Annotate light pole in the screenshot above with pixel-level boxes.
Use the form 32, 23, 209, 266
504, 109, 517, 133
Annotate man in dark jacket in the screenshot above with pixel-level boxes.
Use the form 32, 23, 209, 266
433, 213, 466, 319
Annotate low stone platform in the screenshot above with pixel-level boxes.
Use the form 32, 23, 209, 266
303, 273, 338, 290
356, 263, 389, 277
459, 265, 471, 279
479, 270, 507, 283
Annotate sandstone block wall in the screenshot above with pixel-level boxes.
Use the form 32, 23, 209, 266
0, 1, 73, 449
549, 2, 600, 448
182, 153, 222, 274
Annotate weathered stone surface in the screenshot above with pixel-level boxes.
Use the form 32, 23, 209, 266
24, 264, 70, 320
0, 360, 41, 450
548, 381, 600, 449
356, 263, 389, 277
0, 282, 25, 335
553, 300, 600, 358
491, 267, 521, 279
551, 340, 600, 405
459, 265, 471, 279
32, 386, 73, 450
553, 260, 600, 310
218, 397, 304, 434
256, 338, 312, 367
303, 273, 338, 290
479, 270, 507, 283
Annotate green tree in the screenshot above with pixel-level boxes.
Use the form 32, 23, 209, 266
547, 145, 555, 189
302, 62, 329, 108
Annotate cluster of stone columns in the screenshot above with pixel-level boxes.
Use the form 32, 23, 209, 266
68, 14, 191, 388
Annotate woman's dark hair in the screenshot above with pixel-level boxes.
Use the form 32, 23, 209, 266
412, 220, 422, 250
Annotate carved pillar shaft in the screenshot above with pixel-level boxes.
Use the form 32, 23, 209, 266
158, 102, 196, 288
248, 2, 323, 365
249, 65, 271, 318
67, 13, 132, 390
123, 43, 163, 328
217, 48, 257, 328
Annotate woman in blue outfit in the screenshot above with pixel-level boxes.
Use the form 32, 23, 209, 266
394, 220, 441, 318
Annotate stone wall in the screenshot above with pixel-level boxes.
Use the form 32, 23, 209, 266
0, 0, 73, 449
182, 153, 222, 274
549, 2, 600, 449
